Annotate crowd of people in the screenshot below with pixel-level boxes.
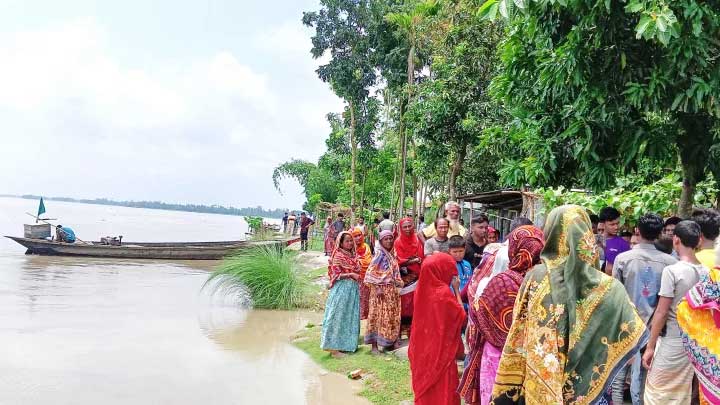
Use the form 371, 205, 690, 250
318, 201, 719, 405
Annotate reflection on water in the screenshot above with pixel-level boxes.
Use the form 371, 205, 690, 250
0, 198, 368, 405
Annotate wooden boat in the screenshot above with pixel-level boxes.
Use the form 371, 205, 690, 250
5, 236, 299, 260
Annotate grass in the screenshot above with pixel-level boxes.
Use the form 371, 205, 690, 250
204, 245, 315, 309
293, 324, 413, 405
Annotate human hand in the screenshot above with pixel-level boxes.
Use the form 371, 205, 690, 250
642, 347, 654, 370
451, 276, 460, 292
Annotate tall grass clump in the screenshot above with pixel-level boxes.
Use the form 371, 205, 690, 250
204, 245, 312, 309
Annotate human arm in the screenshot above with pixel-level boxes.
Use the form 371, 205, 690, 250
642, 296, 672, 369
452, 276, 462, 307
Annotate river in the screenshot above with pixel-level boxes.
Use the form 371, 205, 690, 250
0, 197, 367, 405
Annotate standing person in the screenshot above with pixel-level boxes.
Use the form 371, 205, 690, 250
378, 212, 395, 233
600, 206, 631, 275
394, 217, 424, 338
331, 213, 345, 236
611, 213, 677, 405
448, 235, 472, 311
465, 214, 489, 269
676, 266, 720, 404
282, 212, 289, 233
491, 205, 649, 404
417, 215, 427, 234
323, 217, 334, 256
299, 212, 314, 252
321, 232, 361, 358
364, 230, 403, 354
409, 253, 466, 405
486, 227, 499, 244
424, 218, 451, 256
459, 225, 544, 405
643, 220, 709, 404
590, 214, 600, 234
421, 201, 467, 241
352, 228, 373, 320
287, 212, 297, 236
663, 216, 682, 237
691, 208, 720, 269
355, 217, 368, 236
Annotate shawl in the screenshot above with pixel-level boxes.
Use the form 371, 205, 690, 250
394, 217, 424, 275
677, 267, 720, 403
352, 228, 373, 272
492, 205, 649, 405
327, 231, 360, 289
409, 253, 467, 401
364, 243, 401, 286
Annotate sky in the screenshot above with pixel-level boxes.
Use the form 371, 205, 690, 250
0, 0, 343, 210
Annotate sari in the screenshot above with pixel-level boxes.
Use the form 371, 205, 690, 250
492, 205, 649, 405
677, 267, 720, 404
459, 226, 544, 404
363, 243, 402, 348
409, 253, 466, 405
321, 232, 361, 352
394, 217, 425, 331
323, 219, 334, 255
353, 228, 373, 320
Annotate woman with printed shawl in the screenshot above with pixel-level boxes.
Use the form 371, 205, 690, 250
677, 267, 720, 404
459, 225, 544, 404
352, 228, 373, 320
323, 217, 334, 256
409, 253, 466, 405
364, 230, 404, 354
320, 231, 361, 358
491, 205, 649, 405
394, 217, 424, 337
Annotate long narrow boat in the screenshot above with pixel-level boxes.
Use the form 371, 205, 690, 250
5, 236, 299, 260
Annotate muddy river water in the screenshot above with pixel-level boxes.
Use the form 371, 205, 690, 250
0, 197, 368, 404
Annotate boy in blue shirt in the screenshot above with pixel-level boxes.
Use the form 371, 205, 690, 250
448, 235, 472, 312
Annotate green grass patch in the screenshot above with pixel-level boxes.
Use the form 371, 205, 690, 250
307, 266, 328, 279
293, 325, 413, 405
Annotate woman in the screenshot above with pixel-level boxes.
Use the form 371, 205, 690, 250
409, 253, 466, 405
323, 217, 334, 256
352, 227, 373, 320
364, 230, 403, 353
320, 231, 361, 358
459, 225, 544, 404
491, 205, 649, 404
394, 217, 424, 337
677, 267, 720, 404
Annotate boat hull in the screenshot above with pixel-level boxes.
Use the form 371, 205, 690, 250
5, 236, 295, 260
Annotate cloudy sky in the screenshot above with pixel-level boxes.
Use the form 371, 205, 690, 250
0, 0, 343, 210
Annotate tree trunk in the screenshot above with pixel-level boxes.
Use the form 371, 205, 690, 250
398, 100, 407, 218
448, 141, 467, 201
359, 172, 366, 220
411, 174, 418, 219
676, 113, 713, 218
349, 100, 357, 223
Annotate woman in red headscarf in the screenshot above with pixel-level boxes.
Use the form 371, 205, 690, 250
352, 227, 373, 319
394, 217, 424, 338
409, 253, 466, 405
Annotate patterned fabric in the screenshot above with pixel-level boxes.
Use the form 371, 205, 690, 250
364, 244, 401, 286
459, 226, 544, 404
327, 231, 360, 289
353, 228, 373, 320
320, 278, 360, 352
364, 284, 402, 347
643, 335, 694, 404
491, 205, 649, 405
323, 220, 334, 254
677, 268, 720, 404
480, 341, 503, 404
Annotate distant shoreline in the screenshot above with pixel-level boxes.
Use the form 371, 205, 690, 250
0, 194, 289, 219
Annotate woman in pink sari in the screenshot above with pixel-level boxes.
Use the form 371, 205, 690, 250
323, 217, 334, 256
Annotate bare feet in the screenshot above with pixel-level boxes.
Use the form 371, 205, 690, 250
370, 348, 381, 355
330, 351, 346, 359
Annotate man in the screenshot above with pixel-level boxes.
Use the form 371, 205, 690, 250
416, 215, 427, 233
55, 225, 76, 243
464, 214, 489, 269
423, 218, 450, 256
299, 212, 315, 252
611, 213, 676, 405
281, 212, 289, 233
378, 212, 395, 234
355, 217, 367, 236
662, 216, 681, 237
421, 201, 467, 241
643, 221, 708, 403
690, 208, 720, 268
590, 214, 600, 234
287, 212, 297, 235
331, 213, 345, 236
599, 206, 630, 275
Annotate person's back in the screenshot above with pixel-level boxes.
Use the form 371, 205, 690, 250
378, 213, 394, 233
61, 227, 76, 243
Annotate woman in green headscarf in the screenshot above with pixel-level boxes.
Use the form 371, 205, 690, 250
491, 205, 649, 405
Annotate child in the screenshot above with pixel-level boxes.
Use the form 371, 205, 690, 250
599, 206, 630, 275
448, 235, 472, 311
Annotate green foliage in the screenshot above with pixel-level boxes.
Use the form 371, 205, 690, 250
204, 246, 312, 310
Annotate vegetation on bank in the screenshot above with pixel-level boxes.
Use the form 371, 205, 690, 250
293, 324, 413, 405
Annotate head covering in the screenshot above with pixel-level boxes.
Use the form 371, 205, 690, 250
364, 235, 401, 286
507, 225, 544, 273
378, 230, 393, 241
409, 253, 466, 402
394, 217, 424, 275
351, 227, 369, 257
491, 205, 648, 404
327, 231, 360, 289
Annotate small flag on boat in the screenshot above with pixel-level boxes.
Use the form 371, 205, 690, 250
37, 197, 46, 222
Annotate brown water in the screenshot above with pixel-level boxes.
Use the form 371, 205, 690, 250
0, 197, 368, 405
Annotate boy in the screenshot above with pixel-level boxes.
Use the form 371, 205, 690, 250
424, 218, 451, 256
448, 235, 472, 311
599, 206, 630, 276
690, 208, 720, 268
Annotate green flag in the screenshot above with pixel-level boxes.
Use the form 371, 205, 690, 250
37, 197, 46, 220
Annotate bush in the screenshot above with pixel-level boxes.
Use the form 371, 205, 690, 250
204, 246, 312, 309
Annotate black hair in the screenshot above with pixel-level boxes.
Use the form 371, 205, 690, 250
637, 213, 664, 241
690, 208, 720, 241
383, 212, 390, 219
620, 230, 633, 238
589, 214, 600, 224
435, 217, 450, 227
654, 235, 674, 254
471, 214, 489, 225
674, 220, 701, 249
448, 235, 465, 249
419, 215, 425, 222
598, 207, 621, 222
664, 216, 682, 227
509, 217, 533, 233
374, 218, 380, 224
339, 232, 353, 246
337, 213, 344, 218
